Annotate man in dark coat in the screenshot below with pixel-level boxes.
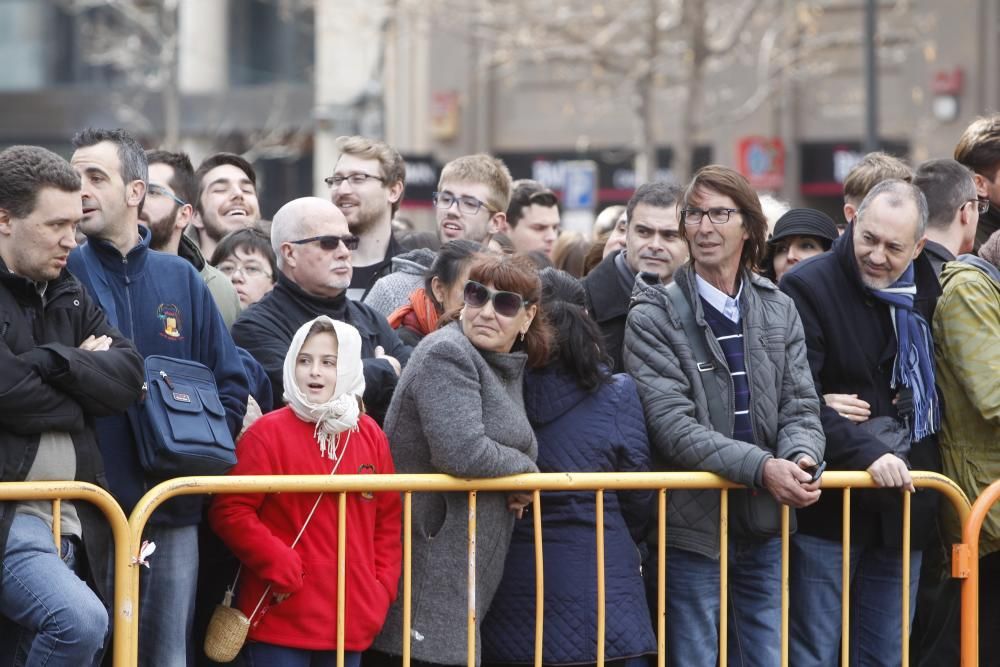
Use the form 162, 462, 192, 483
582, 181, 686, 371
780, 179, 941, 665
0, 145, 143, 664
232, 196, 411, 423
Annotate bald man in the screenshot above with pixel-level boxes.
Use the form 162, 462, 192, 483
231, 197, 411, 423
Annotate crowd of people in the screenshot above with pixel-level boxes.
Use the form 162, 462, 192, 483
0, 113, 999, 667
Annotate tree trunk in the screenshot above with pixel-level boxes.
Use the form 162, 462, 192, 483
161, 2, 181, 148
674, 0, 706, 183
632, 0, 659, 186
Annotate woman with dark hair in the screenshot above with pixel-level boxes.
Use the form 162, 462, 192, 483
210, 227, 278, 309
386, 240, 481, 346
480, 268, 655, 667
370, 254, 554, 667
761, 208, 839, 283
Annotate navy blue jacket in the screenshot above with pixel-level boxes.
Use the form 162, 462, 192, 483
481, 368, 656, 664
68, 226, 249, 524
780, 224, 941, 548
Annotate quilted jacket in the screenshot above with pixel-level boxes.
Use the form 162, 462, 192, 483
623, 264, 825, 559
481, 368, 656, 664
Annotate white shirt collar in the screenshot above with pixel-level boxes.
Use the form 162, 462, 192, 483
694, 273, 742, 323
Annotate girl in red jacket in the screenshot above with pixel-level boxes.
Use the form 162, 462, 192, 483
210, 316, 402, 667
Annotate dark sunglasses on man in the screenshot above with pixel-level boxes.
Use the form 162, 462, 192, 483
289, 234, 360, 251
462, 280, 531, 318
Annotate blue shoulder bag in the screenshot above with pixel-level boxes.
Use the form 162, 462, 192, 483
80, 243, 236, 477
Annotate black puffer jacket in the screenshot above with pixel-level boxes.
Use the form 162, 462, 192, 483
0, 262, 143, 598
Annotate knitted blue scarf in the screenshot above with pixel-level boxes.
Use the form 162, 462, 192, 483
867, 262, 940, 440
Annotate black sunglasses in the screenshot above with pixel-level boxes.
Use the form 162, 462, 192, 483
463, 280, 530, 318
289, 234, 360, 251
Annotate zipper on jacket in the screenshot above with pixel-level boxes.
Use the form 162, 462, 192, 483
122, 256, 136, 338
742, 331, 763, 448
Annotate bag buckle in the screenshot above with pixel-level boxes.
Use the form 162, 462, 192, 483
697, 362, 715, 372
159, 370, 175, 391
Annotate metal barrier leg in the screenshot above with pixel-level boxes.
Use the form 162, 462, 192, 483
596, 490, 606, 667
533, 489, 543, 667
657, 489, 666, 667
781, 504, 790, 667
403, 492, 412, 667
467, 491, 477, 667
842, 488, 851, 667
337, 493, 347, 667
720, 489, 728, 665
902, 491, 911, 667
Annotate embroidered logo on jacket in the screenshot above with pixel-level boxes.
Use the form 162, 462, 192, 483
358, 463, 376, 499
157, 304, 184, 340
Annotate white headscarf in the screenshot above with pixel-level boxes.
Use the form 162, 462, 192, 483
282, 316, 366, 459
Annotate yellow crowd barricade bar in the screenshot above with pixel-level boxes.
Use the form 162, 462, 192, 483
0, 481, 133, 667
124, 470, 971, 667
960, 478, 1000, 666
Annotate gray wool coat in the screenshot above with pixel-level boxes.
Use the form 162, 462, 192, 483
373, 322, 539, 666
623, 265, 825, 559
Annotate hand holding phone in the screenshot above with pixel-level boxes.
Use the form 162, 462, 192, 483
803, 460, 827, 484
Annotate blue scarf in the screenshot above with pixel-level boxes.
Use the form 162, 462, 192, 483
867, 262, 940, 440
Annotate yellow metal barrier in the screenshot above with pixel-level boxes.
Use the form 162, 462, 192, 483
124, 470, 971, 667
0, 481, 134, 667
960, 478, 1000, 667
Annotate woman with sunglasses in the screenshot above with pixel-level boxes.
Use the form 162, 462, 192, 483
481, 268, 656, 667
370, 254, 554, 667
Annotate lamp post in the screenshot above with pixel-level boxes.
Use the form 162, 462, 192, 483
863, 0, 878, 153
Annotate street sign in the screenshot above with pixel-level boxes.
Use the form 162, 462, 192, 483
562, 160, 598, 210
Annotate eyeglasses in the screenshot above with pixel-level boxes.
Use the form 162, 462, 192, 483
463, 280, 531, 318
324, 173, 385, 188
289, 234, 360, 251
216, 262, 273, 280
977, 197, 991, 215
147, 183, 186, 207
433, 191, 495, 216
681, 207, 742, 226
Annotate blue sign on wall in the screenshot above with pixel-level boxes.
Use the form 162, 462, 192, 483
562, 160, 598, 210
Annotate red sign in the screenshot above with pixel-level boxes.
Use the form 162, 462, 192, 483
737, 137, 785, 191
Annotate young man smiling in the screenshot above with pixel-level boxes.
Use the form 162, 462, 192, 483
192, 152, 262, 259
328, 135, 406, 300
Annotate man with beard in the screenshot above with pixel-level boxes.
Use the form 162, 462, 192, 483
583, 181, 686, 371
232, 197, 410, 424
191, 152, 261, 259
143, 150, 240, 328
327, 135, 406, 300
780, 179, 941, 666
